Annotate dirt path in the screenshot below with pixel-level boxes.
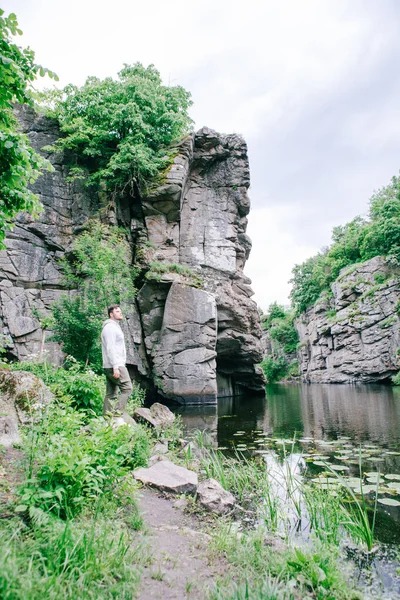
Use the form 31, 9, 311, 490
137, 488, 225, 599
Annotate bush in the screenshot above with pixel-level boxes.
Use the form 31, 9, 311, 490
0, 10, 57, 245
18, 403, 150, 519
392, 372, 400, 386
12, 359, 105, 414
51, 222, 137, 371
39, 62, 192, 195
260, 356, 288, 383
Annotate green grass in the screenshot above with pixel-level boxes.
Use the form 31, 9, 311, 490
210, 523, 362, 600
0, 512, 151, 599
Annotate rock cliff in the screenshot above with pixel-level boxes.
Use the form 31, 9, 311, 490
0, 107, 265, 403
297, 256, 400, 383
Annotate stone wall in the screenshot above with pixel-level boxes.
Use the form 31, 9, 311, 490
296, 256, 400, 383
0, 108, 265, 403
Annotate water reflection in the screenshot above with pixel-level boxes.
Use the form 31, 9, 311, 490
178, 384, 400, 448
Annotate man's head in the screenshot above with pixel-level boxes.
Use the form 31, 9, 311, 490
108, 305, 123, 320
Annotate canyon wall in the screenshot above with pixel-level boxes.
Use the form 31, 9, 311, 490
297, 256, 400, 383
0, 107, 265, 403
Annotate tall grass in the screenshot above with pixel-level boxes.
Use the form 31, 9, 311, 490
0, 514, 151, 599
322, 459, 379, 552
211, 522, 361, 600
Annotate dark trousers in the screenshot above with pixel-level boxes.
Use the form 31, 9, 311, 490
103, 366, 133, 415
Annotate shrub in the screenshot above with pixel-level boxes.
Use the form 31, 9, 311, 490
51, 222, 137, 370
0, 10, 57, 245
12, 359, 105, 414
392, 372, 400, 386
260, 356, 288, 383
18, 403, 150, 519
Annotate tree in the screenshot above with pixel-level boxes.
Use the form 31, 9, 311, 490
0, 10, 57, 246
51, 222, 137, 370
40, 63, 193, 196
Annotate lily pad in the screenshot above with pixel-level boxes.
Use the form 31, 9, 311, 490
351, 484, 378, 494
387, 482, 400, 491
384, 474, 400, 481
366, 478, 380, 485
318, 482, 339, 490
377, 498, 400, 507
329, 464, 350, 471
347, 477, 365, 486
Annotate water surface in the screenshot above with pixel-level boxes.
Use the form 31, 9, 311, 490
176, 384, 400, 544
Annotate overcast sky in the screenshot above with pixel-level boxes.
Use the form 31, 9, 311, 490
5, 0, 400, 311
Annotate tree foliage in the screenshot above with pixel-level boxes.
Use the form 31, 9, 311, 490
0, 10, 57, 246
261, 303, 299, 383
290, 174, 400, 314
40, 63, 193, 196
51, 222, 137, 369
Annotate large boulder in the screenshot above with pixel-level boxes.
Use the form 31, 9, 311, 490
133, 402, 175, 428
152, 283, 218, 404
0, 417, 20, 447
0, 367, 53, 447
133, 459, 198, 494
0, 368, 53, 424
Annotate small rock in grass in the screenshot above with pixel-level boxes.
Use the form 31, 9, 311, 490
197, 478, 235, 514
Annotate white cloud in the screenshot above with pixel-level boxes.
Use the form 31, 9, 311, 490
4, 0, 400, 311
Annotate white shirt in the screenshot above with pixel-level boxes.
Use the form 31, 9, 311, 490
101, 319, 126, 369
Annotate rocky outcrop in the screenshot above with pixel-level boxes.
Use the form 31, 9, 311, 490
297, 256, 400, 383
0, 108, 264, 403
0, 367, 53, 446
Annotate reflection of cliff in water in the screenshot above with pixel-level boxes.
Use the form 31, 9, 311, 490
298, 384, 400, 444
178, 384, 400, 448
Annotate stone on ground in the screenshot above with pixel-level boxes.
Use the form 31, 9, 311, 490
197, 478, 235, 514
133, 459, 198, 494
133, 402, 175, 428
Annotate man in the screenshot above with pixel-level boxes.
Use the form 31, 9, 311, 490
101, 304, 133, 422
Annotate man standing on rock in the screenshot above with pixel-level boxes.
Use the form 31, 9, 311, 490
101, 305, 134, 423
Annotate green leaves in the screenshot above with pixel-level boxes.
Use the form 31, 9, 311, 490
39, 62, 193, 195
0, 10, 57, 246
51, 222, 137, 370
17, 402, 150, 519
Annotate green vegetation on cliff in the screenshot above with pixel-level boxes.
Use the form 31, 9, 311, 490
290, 174, 400, 314
40, 63, 193, 195
0, 10, 57, 246
51, 221, 137, 371
260, 302, 299, 383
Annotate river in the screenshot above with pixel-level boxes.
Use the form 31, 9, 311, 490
175, 383, 400, 545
